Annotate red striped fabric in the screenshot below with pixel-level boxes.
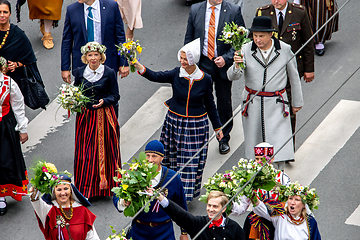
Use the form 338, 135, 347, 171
208, 6, 216, 60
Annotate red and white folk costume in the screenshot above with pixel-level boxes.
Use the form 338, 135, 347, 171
0, 73, 29, 201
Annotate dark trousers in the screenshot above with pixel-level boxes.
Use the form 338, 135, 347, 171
286, 81, 296, 150
199, 55, 233, 143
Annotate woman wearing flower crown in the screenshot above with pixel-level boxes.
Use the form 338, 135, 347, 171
132, 38, 223, 202
72, 41, 121, 199
0, 56, 29, 216
29, 175, 100, 240
250, 182, 321, 240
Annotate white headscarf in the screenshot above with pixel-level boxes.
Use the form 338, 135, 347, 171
177, 38, 201, 65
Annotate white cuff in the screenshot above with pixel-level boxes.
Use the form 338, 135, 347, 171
159, 197, 169, 208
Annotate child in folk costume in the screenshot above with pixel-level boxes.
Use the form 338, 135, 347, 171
231, 142, 291, 240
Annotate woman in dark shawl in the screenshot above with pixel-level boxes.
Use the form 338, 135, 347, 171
0, 0, 48, 109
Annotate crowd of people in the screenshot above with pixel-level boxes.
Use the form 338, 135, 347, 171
0, 0, 339, 239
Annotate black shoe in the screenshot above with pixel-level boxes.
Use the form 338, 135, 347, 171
285, 159, 295, 163
0, 199, 7, 215
315, 48, 325, 56
219, 142, 230, 155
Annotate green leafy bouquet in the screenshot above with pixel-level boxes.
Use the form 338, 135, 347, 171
57, 83, 91, 117
233, 158, 279, 199
199, 171, 244, 215
219, 22, 251, 69
112, 152, 159, 217
106, 226, 132, 240
116, 39, 142, 73
30, 160, 72, 194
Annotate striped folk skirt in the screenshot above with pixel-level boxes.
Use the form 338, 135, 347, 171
74, 106, 121, 198
160, 111, 209, 202
300, 0, 339, 44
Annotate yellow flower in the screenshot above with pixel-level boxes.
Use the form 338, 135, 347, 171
122, 184, 129, 191
45, 163, 58, 173
131, 59, 137, 64
137, 46, 142, 54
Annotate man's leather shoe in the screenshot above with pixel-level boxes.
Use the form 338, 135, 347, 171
219, 142, 230, 155
315, 48, 325, 56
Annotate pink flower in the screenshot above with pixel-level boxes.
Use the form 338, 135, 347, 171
42, 166, 48, 172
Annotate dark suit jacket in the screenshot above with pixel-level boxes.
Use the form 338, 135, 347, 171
184, 0, 245, 80
256, 2, 314, 77
61, 0, 127, 73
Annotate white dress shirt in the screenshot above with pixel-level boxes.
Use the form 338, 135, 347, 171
293, 0, 300, 4
83, 64, 105, 83
203, 1, 221, 57
275, 3, 288, 27
84, 0, 102, 44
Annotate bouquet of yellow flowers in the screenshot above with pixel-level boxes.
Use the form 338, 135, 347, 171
30, 160, 72, 194
112, 152, 159, 217
219, 22, 251, 69
106, 226, 132, 240
117, 39, 142, 73
57, 83, 91, 117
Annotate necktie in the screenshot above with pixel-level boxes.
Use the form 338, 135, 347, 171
87, 6, 94, 42
278, 12, 284, 33
208, 6, 216, 60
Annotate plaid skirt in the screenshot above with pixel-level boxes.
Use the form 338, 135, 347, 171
74, 106, 121, 198
160, 111, 209, 201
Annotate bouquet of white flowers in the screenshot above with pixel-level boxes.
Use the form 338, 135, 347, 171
57, 83, 91, 117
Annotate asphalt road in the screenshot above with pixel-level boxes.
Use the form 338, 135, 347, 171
1, 0, 360, 239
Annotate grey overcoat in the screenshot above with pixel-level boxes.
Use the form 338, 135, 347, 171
227, 38, 303, 162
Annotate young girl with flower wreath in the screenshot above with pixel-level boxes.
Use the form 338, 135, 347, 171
251, 181, 321, 240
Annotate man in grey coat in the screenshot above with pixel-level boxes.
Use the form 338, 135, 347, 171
227, 16, 303, 170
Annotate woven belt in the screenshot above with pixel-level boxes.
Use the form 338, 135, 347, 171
242, 86, 289, 117
136, 219, 171, 227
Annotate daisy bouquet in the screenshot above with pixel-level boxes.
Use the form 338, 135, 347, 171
112, 152, 159, 217
57, 83, 91, 117
199, 171, 243, 215
232, 158, 279, 199
106, 226, 132, 240
30, 160, 72, 194
276, 181, 320, 211
219, 22, 251, 69
117, 39, 142, 73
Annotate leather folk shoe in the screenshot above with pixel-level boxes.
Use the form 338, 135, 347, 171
0, 198, 7, 215
219, 142, 230, 155
42, 32, 54, 49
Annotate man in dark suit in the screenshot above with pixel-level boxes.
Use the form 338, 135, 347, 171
184, 0, 245, 154
61, 0, 129, 84
256, 0, 314, 151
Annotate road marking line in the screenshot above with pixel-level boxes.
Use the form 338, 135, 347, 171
21, 100, 69, 154
345, 205, 360, 227
285, 100, 360, 186
120, 87, 172, 162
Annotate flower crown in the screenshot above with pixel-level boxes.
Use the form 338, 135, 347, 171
0, 56, 7, 67
276, 181, 320, 211
80, 42, 107, 55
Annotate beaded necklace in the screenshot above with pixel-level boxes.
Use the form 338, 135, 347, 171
59, 202, 74, 221
286, 212, 305, 225
0, 28, 9, 50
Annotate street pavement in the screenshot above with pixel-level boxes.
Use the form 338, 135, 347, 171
1, 0, 360, 239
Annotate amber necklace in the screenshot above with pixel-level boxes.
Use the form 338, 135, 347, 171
286, 212, 305, 225
59, 202, 74, 221
0, 25, 9, 50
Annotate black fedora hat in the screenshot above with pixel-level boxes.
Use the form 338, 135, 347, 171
248, 16, 277, 32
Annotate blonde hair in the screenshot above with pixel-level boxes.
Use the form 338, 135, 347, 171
207, 191, 229, 207
81, 52, 106, 65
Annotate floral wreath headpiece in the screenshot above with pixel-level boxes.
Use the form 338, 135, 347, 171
276, 181, 320, 211
80, 42, 107, 55
0, 56, 7, 67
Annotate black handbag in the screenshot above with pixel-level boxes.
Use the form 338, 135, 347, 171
18, 66, 50, 110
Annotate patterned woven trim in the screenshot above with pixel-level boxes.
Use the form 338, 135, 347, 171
145, 150, 164, 157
